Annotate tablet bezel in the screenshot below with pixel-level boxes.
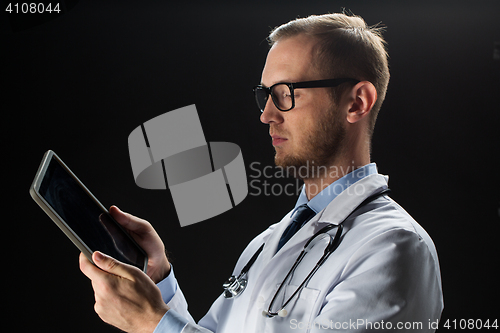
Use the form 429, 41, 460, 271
29, 150, 148, 273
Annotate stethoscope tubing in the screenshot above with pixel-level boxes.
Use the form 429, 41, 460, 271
265, 223, 344, 318
222, 188, 391, 314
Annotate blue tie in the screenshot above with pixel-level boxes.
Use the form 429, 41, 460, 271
277, 204, 316, 252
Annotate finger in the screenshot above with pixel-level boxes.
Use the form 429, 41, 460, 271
109, 206, 152, 235
79, 252, 103, 280
92, 251, 139, 281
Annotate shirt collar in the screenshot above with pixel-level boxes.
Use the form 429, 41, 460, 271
295, 163, 378, 213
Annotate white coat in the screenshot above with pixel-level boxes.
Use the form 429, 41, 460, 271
166, 173, 444, 332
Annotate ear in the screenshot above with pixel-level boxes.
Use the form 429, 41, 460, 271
346, 81, 377, 124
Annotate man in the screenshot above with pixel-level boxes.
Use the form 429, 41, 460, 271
80, 13, 443, 333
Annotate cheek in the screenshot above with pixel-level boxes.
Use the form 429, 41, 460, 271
285, 91, 334, 143
290, 118, 317, 152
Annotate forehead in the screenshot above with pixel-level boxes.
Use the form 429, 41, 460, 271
261, 34, 318, 86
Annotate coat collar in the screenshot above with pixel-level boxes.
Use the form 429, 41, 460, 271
245, 173, 389, 311
264, 173, 389, 261
315, 173, 389, 225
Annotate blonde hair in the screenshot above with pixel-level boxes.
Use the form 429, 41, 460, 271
268, 13, 390, 136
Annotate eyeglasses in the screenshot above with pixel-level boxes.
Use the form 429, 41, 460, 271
253, 78, 359, 112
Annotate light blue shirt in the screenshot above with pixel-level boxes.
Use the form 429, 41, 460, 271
294, 163, 377, 213
154, 163, 378, 333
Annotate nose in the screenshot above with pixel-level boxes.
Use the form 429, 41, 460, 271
260, 98, 284, 125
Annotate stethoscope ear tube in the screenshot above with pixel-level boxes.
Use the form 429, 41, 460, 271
266, 223, 344, 317
304, 224, 336, 248
326, 224, 343, 253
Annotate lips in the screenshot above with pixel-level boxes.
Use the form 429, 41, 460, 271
271, 134, 287, 146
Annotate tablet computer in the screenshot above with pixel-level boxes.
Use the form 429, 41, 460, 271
30, 150, 148, 272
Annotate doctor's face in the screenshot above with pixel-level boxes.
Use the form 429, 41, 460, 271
259, 35, 346, 178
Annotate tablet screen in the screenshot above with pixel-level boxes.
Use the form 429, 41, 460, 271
38, 156, 147, 270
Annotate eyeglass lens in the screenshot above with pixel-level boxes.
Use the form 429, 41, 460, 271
255, 84, 293, 112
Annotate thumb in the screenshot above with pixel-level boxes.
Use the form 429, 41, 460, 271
93, 251, 138, 281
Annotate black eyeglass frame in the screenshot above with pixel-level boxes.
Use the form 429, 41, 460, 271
253, 78, 360, 112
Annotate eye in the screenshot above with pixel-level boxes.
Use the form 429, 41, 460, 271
277, 86, 291, 98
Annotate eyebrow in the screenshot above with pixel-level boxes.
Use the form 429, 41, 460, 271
259, 79, 296, 88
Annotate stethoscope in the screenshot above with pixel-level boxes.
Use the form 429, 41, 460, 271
222, 189, 391, 318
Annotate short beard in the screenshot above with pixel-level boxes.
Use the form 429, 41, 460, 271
275, 107, 346, 180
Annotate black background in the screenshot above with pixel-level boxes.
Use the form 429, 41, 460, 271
2, 0, 499, 331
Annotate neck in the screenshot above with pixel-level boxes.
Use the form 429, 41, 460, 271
303, 142, 370, 200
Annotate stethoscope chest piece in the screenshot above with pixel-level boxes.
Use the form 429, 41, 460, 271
223, 275, 248, 299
